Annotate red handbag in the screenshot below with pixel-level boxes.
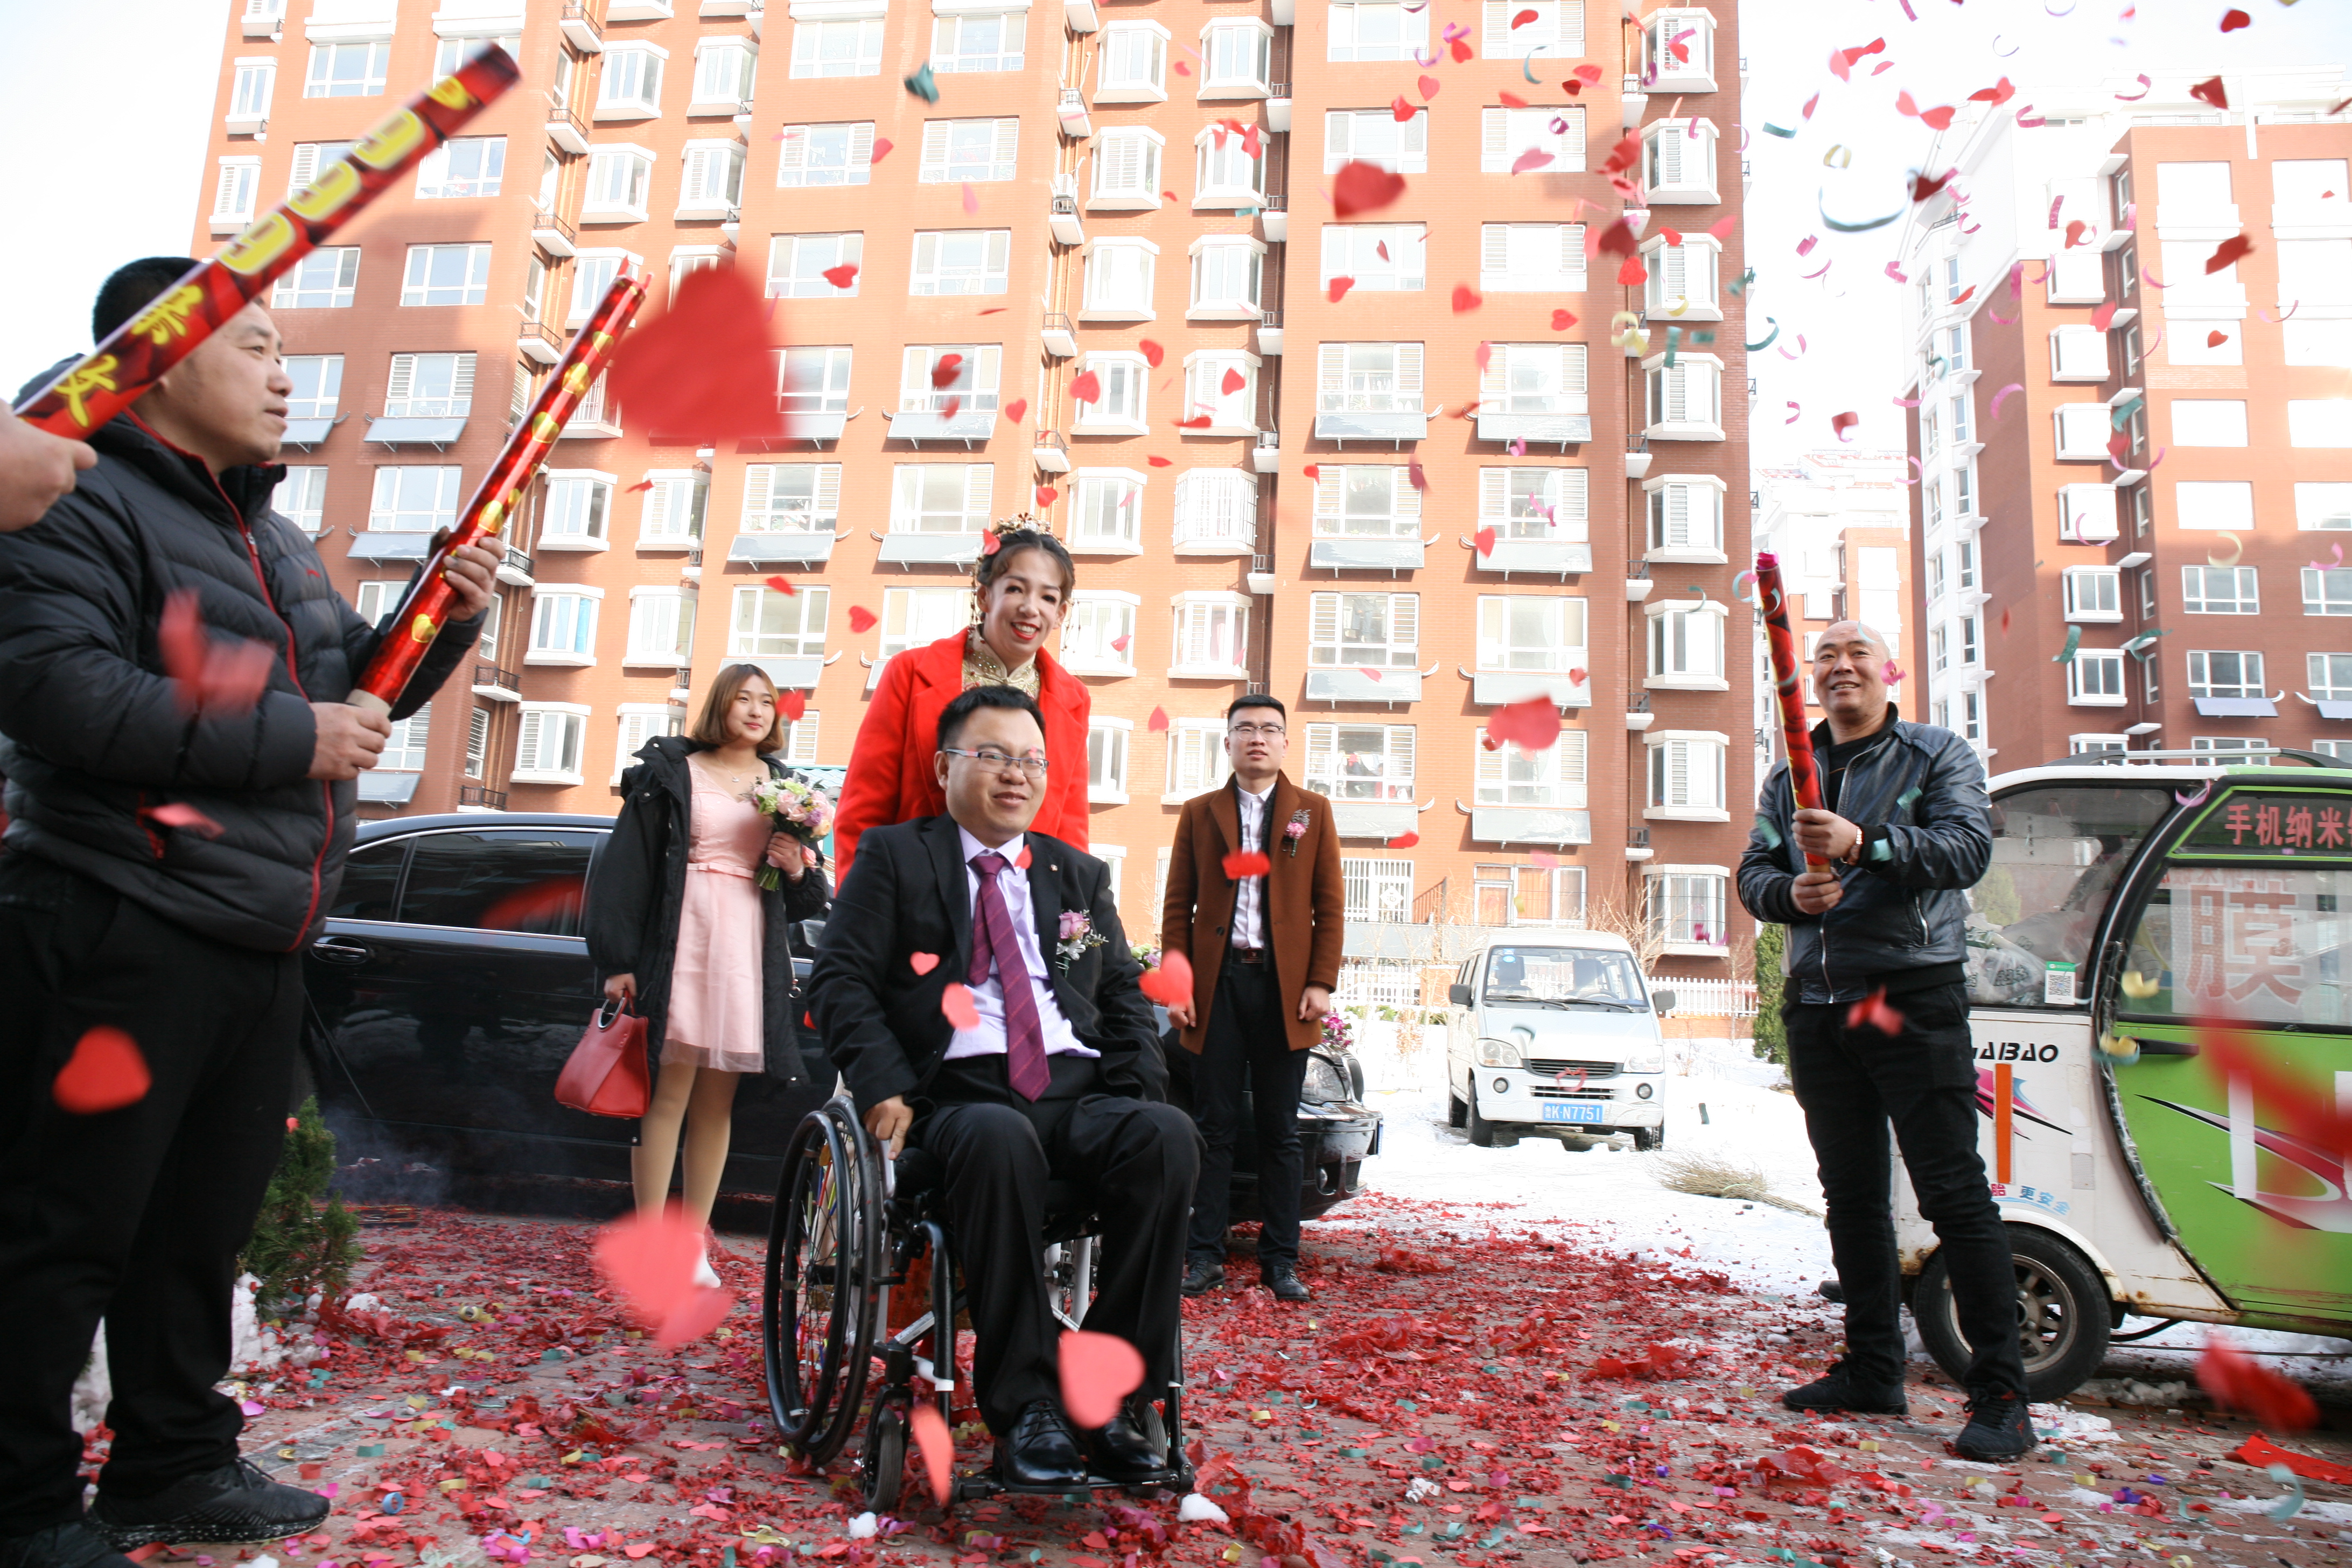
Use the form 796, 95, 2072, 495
556, 998, 651, 1118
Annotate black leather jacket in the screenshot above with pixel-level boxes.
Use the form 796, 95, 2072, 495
1738, 712, 1993, 1005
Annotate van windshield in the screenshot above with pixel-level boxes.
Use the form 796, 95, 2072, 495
1482, 947, 1647, 1009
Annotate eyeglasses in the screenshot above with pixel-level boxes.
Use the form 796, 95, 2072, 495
1228, 723, 1286, 739
941, 746, 1051, 777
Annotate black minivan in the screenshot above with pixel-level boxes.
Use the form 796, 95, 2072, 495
302, 813, 1379, 1216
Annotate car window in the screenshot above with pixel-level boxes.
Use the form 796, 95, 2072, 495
1966, 783, 2173, 1007
2119, 863, 2351, 1028
330, 839, 405, 920
396, 829, 604, 935
1480, 946, 1644, 1005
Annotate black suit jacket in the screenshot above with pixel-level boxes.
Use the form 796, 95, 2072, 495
809, 814, 1165, 1114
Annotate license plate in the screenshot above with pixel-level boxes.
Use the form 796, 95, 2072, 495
1540, 1102, 1607, 1124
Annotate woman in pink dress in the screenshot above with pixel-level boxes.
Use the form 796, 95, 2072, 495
588, 665, 831, 1284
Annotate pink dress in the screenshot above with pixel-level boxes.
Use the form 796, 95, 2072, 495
662, 775, 770, 1073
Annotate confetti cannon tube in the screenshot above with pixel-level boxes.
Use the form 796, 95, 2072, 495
11, 47, 520, 437
347, 268, 649, 716
1755, 551, 1829, 872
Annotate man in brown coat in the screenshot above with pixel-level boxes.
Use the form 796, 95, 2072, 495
1159, 695, 1345, 1302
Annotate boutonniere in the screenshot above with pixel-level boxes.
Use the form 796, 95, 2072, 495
1055, 910, 1107, 972
1282, 809, 1311, 857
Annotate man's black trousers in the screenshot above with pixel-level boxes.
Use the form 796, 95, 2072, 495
1184, 956, 1311, 1272
913, 1053, 1200, 1434
1784, 980, 2029, 1397
0, 856, 302, 1536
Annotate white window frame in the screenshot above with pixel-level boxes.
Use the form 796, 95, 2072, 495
1325, 108, 1427, 174
611, 705, 686, 786
1322, 223, 1427, 293
540, 469, 617, 551
2296, 481, 2352, 532
305, 39, 389, 99
400, 243, 492, 307
283, 354, 342, 421
527, 586, 604, 667
677, 139, 747, 219
1307, 592, 1419, 670
1645, 865, 1728, 955
415, 136, 505, 200
596, 43, 668, 121
1481, 0, 1580, 58
879, 586, 976, 664
1641, 353, 1724, 438
624, 587, 696, 668
513, 703, 591, 786
888, 464, 995, 534
367, 465, 461, 533
383, 352, 475, 418
1481, 467, 1590, 543
1482, 104, 1584, 175
273, 466, 327, 532
1181, 351, 1258, 435
1073, 351, 1149, 432
1645, 8, 1716, 88
2181, 564, 2260, 615
1163, 718, 1233, 801
2173, 399, 2251, 447
582, 145, 655, 223
1087, 717, 1133, 804
1061, 589, 1141, 674
1326, 0, 1427, 62
1068, 470, 1146, 556
2174, 480, 2256, 532
911, 229, 1013, 296
776, 122, 877, 186
1473, 724, 1586, 809
1641, 118, 1718, 203
2052, 404, 2112, 461
1343, 857, 1416, 923
790, 15, 886, 78
2062, 565, 2123, 622
931, 9, 1026, 74
690, 37, 759, 109
269, 247, 359, 309
1080, 238, 1158, 321
1644, 598, 1728, 690
228, 58, 276, 130
728, 582, 831, 659
1317, 340, 1423, 415
767, 232, 864, 298
1642, 474, 1726, 560
1198, 18, 1274, 99
1643, 730, 1728, 821
1095, 21, 1168, 102
1641, 234, 1722, 321
1474, 595, 1586, 676
2049, 325, 2109, 382
637, 469, 708, 547
2287, 399, 2352, 449
1304, 722, 1416, 802
1171, 469, 1258, 554
1188, 235, 1265, 319
1479, 341, 1587, 418
1479, 222, 1584, 293
2305, 568, 2352, 617
211, 157, 261, 233
1089, 127, 1165, 211
2059, 484, 2119, 543
918, 117, 1020, 184
1312, 464, 1419, 539
1193, 125, 1267, 209
2186, 649, 2266, 702
1170, 591, 1251, 679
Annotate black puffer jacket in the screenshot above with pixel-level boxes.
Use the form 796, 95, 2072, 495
585, 734, 833, 1083
0, 381, 479, 952
1738, 711, 1993, 1005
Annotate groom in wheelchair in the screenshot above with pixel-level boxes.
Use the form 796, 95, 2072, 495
809, 685, 1201, 1490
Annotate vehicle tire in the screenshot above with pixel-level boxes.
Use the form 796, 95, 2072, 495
1466, 1084, 1500, 1148
1447, 1083, 1468, 1129
860, 1396, 906, 1514
1634, 1127, 1665, 1152
1914, 1225, 2111, 1403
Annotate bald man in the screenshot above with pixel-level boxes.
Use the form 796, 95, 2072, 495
1738, 621, 2032, 1460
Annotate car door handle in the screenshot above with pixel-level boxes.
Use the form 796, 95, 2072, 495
310, 938, 373, 965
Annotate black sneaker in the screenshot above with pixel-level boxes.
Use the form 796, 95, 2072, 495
1180, 1258, 1224, 1297
1953, 1388, 2036, 1461
1780, 1360, 1908, 1417
0, 1521, 143, 1568
89, 1459, 330, 1548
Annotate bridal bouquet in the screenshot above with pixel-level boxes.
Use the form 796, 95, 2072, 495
749, 774, 834, 890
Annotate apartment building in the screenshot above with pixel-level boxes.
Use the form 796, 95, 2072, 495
1751, 450, 1916, 773
198, 0, 1751, 977
1896, 67, 2352, 772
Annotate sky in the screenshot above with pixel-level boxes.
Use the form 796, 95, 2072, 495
3, 0, 2349, 443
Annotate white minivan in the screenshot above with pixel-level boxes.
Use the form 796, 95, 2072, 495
1441, 932, 1674, 1150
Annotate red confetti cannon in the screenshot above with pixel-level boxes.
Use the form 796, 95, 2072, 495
1756, 551, 1829, 872
12, 47, 519, 437
348, 268, 648, 715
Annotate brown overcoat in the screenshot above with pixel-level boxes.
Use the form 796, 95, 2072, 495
1158, 772, 1347, 1054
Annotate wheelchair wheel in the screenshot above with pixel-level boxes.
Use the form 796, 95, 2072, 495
859, 1394, 908, 1514
764, 1100, 881, 1466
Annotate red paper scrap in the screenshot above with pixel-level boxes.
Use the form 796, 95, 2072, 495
53, 1026, 151, 1114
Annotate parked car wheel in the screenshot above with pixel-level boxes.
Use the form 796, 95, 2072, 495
1447, 1087, 1468, 1129
1634, 1127, 1665, 1151
1466, 1084, 1510, 1148
1914, 1224, 2112, 1402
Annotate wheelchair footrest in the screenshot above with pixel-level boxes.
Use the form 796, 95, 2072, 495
951, 1461, 1194, 1503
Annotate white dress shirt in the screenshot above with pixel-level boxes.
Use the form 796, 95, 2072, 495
941, 825, 1098, 1061
1230, 780, 1275, 949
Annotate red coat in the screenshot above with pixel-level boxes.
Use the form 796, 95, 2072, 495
833, 631, 1093, 885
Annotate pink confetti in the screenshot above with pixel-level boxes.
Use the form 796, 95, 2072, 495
1989, 382, 2024, 418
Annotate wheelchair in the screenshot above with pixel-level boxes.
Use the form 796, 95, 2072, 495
761, 1093, 1196, 1511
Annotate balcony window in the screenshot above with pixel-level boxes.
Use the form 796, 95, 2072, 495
2181, 564, 2259, 615
1480, 467, 1587, 541
880, 585, 976, 659
744, 463, 842, 533
900, 344, 1003, 414
1479, 342, 1586, 417
1317, 341, 1423, 416
1326, 108, 1426, 174
1074, 352, 1149, 431
679, 142, 747, 214
2062, 565, 2122, 621
583, 147, 655, 220
1091, 128, 1164, 207
912, 229, 1012, 296
1171, 592, 1250, 677
635, 471, 707, 545
1646, 867, 1727, 953
2049, 325, 2109, 381
288, 140, 356, 200
1314, 465, 1420, 540
1172, 470, 1257, 550
691, 38, 758, 106
1482, 106, 1584, 174
1166, 719, 1234, 797
1480, 223, 1584, 292
1199, 19, 1273, 97
1327, 0, 1427, 61
1476, 595, 1584, 672
417, 137, 505, 199
730, 583, 830, 657
767, 233, 863, 297
612, 706, 686, 783
568, 253, 628, 323
926, 11, 1023, 73
1088, 719, 1132, 804
306, 40, 389, 98
1309, 592, 1417, 671
1641, 119, 1718, 201
1646, 731, 1727, 817
2052, 404, 2112, 460
513, 705, 587, 784
230, 59, 275, 125
1062, 591, 1139, 670
919, 118, 1019, 183
1305, 723, 1415, 801
285, 355, 342, 421
596, 45, 666, 119
2187, 650, 2265, 701
1097, 22, 1168, 100
1314, 227, 1422, 297
1180, 353, 1257, 433
1644, 475, 1725, 555
2311, 653, 2352, 700
1643, 354, 1723, 436
1645, 598, 1727, 687
776, 123, 876, 186
1070, 470, 1145, 551
269, 248, 359, 309
1189, 237, 1264, 314
385, 353, 475, 417
2067, 651, 2122, 703
1082, 239, 1157, 318
2157, 239, 2243, 310
1480, 0, 1579, 57
2302, 566, 2352, 615
1642, 236, 1720, 318
626, 590, 695, 665
1194, 129, 1266, 207
1475, 725, 1585, 808
542, 471, 614, 546
401, 243, 492, 307
212, 159, 260, 230
369, 465, 460, 532
529, 589, 601, 661
792, 17, 885, 78
775, 347, 852, 418
275, 467, 327, 532
891, 465, 993, 533
2174, 480, 2254, 532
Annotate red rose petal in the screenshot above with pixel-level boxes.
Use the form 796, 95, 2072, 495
1303, 463, 1321, 479
848, 605, 879, 632
1451, 283, 1483, 312
1331, 159, 1407, 219
592, 1203, 706, 1335
1035, 486, 1059, 507
1223, 850, 1272, 879
765, 575, 796, 595
911, 1401, 954, 1505
1058, 1329, 1146, 1429
779, 690, 807, 722
141, 801, 225, 838
1139, 339, 1165, 367
1004, 397, 1028, 424
871, 137, 893, 161
1147, 705, 1168, 731
2220, 6, 2251, 29
1391, 95, 1416, 122
940, 983, 982, 1031
910, 952, 940, 976
1110, 634, 1132, 651
607, 266, 783, 444
1070, 370, 1101, 403
52, 1026, 150, 1114
2206, 232, 2254, 273
821, 262, 859, 289
1499, 90, 1528, 109
1387, 831, 1419, 849
1146, 454, 1172, 467
1327, 275, 1355, 303
1137, 950, 1193, 1006
1474, 527, 1496, 556
1551, 308, 1578, 330
930, 352, 965, 389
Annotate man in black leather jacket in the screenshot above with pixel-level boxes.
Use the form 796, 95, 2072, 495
1738, 621, 2033, 1461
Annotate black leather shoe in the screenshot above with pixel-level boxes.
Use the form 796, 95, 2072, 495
1261, 1264, 1311, 1303
1180, 1258, 1224, 1297
991, 1400, 1087, 1490
90, 1459, 330, 1549
1954, 1388, 2036, 1461
1089, 1398, 1168, 1483
0, 1521, 142, 1568
1780, 1360, 1908, 1417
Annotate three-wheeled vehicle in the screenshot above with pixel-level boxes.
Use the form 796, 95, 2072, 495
1896, 751, 2352, 1398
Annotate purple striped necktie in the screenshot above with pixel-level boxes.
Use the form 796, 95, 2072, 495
967, 850, 1050, 1101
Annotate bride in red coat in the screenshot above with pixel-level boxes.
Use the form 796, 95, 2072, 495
833, 524, 1092, 884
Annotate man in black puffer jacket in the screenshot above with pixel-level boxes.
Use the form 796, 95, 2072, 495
1738, 621, 2032, 1462
0, 260, 498, 1568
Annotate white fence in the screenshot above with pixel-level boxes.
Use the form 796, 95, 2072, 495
1664, 978, 1757, 1018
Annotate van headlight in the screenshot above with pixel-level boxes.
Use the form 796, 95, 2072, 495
1475, 1037, 1525, 1069
1622, 1048, 1665, 1073
1301, 1052, 1353, 1104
